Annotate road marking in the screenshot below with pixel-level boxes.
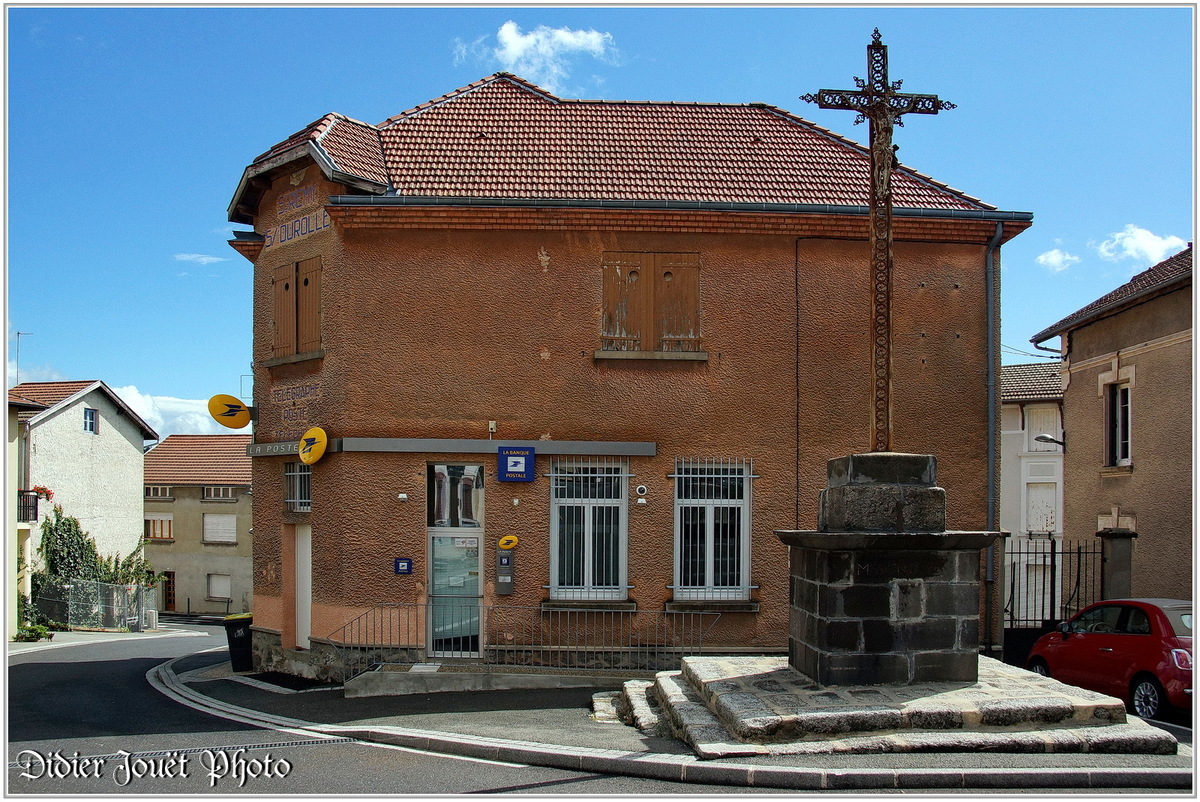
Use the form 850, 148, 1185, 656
148, 660, 530, 769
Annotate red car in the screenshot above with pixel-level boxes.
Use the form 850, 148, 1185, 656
1026, 598, 1192, 720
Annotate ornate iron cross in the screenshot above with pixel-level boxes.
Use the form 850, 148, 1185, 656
802, 29, 954, 453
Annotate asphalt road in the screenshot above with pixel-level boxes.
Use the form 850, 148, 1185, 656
7, 627, 786, 795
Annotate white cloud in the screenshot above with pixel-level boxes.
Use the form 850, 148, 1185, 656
459, 21, 617, 95
1094, 225, 1187, 267
111, 385, 229, 439
1036, 248, 1080, 273
7, 361, 66, 388
174, 253, 228, 266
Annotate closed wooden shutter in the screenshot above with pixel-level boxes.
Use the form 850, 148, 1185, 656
655, 253, 700, 351
600, 253, 650, 351
207, 574, 232, 599
273, 263, 297, 358
296, 256, 322, 353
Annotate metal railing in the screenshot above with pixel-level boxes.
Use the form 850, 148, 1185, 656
328, 603, 721, 683
16, 491, 38, 523
1003, 534, 1103, 628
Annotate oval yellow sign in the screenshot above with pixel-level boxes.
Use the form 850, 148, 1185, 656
208, 394, 252, 429
498, 535, 519, 550
299, 426, 328, 465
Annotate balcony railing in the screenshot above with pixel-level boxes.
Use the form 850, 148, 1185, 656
17, 491, 38, 523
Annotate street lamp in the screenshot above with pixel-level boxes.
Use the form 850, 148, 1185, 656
1034, 433, 1065, 448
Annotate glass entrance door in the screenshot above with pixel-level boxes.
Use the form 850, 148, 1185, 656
427, 464, 483, 658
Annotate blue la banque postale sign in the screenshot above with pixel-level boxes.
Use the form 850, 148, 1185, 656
498, 447, 535, 482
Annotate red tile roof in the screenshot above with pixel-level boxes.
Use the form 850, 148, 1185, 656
144, 434, 253, 486
241, 73, 993, 214
7, 391, 47, 410
8, 380, 98, 407
1001, 363, 1063, 402
1032, 245, 1193, 344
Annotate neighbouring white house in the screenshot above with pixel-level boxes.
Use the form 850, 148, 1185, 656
998, 362, 1065, 654
9, 390, 47, 638
8, 381, 159, 586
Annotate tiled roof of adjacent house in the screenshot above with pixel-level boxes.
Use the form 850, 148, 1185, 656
7, 391, 48, 410
241, 73, 993, 213
1032, 245, 1193, 344
1001, 362, 1063, 402
144, 434, 253, 486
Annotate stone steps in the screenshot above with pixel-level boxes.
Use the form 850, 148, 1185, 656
603, 655, 1178, 759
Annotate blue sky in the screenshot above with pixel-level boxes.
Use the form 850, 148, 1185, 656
6, 5, 1194, 437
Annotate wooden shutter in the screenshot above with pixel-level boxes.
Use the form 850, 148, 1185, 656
273, 263, 297, 358
600, 253, 650, 351
296, 256, 322, 353
655, 253, 700, 351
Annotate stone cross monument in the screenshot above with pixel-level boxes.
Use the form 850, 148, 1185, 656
802, 28, 954, 453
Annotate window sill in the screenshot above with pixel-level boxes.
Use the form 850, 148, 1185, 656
593, 350, 708, 362
262, 349, 325, 368
145, 538, 175, 545
206, 597, 232, 603
201, 498, 240, 503
666, 600, 759, 613
541, 599, 636, 611
1100, 465, 1134, 477
145, 497, 175, 502
201, 541, 239, 547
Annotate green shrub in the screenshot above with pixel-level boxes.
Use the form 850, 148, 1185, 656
13, 624, 51, 642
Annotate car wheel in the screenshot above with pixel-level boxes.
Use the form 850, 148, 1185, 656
1131, 676, 1167, 720
1028, 658, 1050, 677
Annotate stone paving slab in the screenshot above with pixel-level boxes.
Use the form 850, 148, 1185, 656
635, 655, 1178, 758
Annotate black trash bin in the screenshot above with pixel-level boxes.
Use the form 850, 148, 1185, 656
223, 613, 254, 672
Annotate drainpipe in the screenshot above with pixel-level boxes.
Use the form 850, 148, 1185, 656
984, 221, 1004, 654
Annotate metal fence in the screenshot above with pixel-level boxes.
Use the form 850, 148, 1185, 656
1001, 534, 1103, 665
329, 603, 721, 683
33, 579, 158, 631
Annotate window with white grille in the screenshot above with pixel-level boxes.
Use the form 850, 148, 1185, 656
672, 459, 753, 601
203, 486, 237, 500
144, 514, 173, 540
202, 513, 237, 544
285, 462, 311, 512
549, 457, 628, 600
145, 486, 172, 499
207, 573, 232, 600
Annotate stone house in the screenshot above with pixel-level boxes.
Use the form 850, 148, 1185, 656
1030, 245, 1192, 601
9, 380, 158, 586
225, 73, 1032, 676
143, 434, 254, 616
9, 391, 47, 637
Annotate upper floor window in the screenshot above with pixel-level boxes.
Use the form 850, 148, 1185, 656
549, 458, 628, 601
203, 486, 237, 501
272, 255, 322, 358
202, 513, 237, 544
600, 252, 700, 353
144, 514, 173, 541
285, 462, 311, 512
145, 486, 172, 499
83, 408, 99, 434
1106, 382, 1132, 466
672, 459, 753, 601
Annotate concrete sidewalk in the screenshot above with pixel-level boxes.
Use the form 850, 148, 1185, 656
152, 646, 1195, 792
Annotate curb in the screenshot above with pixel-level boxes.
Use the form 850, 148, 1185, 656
152, 656, 1193, 791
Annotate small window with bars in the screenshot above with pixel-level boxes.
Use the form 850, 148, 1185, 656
285, 462, 312, 512
145, 486, 172, 499
672, 458, 753, 601
203, 486, 237, 500
549, 457, 629, 600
